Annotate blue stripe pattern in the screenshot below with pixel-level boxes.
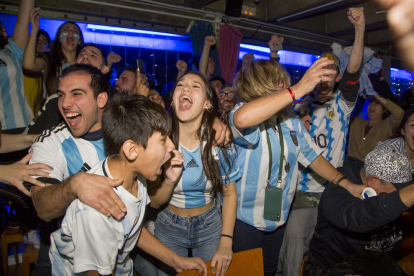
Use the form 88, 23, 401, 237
61, 137, 84, 176
90, 140, 106, 162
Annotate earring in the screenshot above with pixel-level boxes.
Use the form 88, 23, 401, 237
171, 102, 175, 109
205, 105, 213, 112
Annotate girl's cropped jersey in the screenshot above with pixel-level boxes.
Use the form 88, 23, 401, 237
229, 102, 321, 232
169, 143, 242, 209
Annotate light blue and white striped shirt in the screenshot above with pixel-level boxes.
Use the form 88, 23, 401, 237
294, 90, 355, 193
0, 38, 33, 129
29, 122, 106, 180
49, 159, 149, 276
230, 103, 321, 231
169, 143, 242, 209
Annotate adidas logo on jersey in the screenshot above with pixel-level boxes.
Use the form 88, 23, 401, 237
186, 159, 199, 168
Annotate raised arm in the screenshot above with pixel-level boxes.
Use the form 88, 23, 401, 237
31, 173, 125, 221
199, 36, 215, 78
233, 58, 337, 130
268, 35, 283, 60
374, 94, 404, 126
23, 8, 46, 72
176, 59, 187, 81
106, 52, 121, 71
11, 0, 34, 50
346, 7, 365, 73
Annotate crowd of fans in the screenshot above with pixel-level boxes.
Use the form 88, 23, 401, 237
1, 0, 414, 275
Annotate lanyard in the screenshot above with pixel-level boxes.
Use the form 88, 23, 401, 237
265, 117, 285, 190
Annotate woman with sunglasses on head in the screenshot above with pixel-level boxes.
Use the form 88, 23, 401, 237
150, 71, 241, 276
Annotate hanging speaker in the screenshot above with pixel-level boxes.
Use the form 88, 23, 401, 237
225, 0, 244, 17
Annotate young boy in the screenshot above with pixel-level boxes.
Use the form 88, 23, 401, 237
49, 95, 206, 275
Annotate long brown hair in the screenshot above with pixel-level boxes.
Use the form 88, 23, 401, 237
45, 22, 84, 96
170, 71, 233, 194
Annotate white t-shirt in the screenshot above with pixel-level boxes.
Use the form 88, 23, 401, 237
49, 158, 149, 276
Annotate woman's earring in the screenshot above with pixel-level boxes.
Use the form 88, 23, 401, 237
205, 105, 213, 112
171, 102, 175, 109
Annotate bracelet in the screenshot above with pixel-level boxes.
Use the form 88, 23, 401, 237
331, 173, 341, 184
221, 234, 233, 240
334, 176, 347, 186
287, 87, 296, 103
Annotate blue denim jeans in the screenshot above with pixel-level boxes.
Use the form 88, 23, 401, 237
155, 203, 222, 276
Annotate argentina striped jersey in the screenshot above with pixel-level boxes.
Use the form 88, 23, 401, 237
0, 38, 33, 129
169, 143, 242, 209
29, 122, 106, 180
229, 103, 321, 231
294, 90, 356, 193
49, 159, 149, 275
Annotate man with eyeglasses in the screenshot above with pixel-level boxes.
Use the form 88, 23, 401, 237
219, 84, 236, 112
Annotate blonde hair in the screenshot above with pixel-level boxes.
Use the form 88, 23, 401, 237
233, 59, 291, 103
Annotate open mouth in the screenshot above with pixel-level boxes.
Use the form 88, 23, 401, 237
66, 112, 82, 127
66, 37, 75, 46
178, 95, 193, 111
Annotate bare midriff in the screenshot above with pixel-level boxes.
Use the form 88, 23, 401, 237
167, 200, 214, 217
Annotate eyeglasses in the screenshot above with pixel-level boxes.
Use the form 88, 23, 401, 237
219, 92, 234, 99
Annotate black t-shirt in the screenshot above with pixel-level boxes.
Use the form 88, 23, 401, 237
309, 157, 409, 268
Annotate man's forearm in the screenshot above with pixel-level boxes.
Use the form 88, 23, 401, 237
31, 177, 76, 221
347, 27, 365, 73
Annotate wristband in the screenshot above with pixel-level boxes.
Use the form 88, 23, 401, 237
287, 87, 296, 103
334, 176, 347, 186
331, 173, 341, 184
221, 234, 233, 240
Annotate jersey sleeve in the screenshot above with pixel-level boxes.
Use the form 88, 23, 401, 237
229, 102, 261, 146
295, 118, 321, 167
7, 38, 24, 64
217, 145, 242, 184
29, 132, 66, 182
72, 211, 120, 274
338, 69, 360, 106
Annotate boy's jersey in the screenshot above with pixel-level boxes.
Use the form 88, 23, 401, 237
169, 143, 241, 209
229, 103, 321, 231
50, 159, 149, 276
29, 122, 106, 181
0, 38, 33, 129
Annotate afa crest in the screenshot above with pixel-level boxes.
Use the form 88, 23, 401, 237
327, 107, 335, 119
290, 131, 298, 146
